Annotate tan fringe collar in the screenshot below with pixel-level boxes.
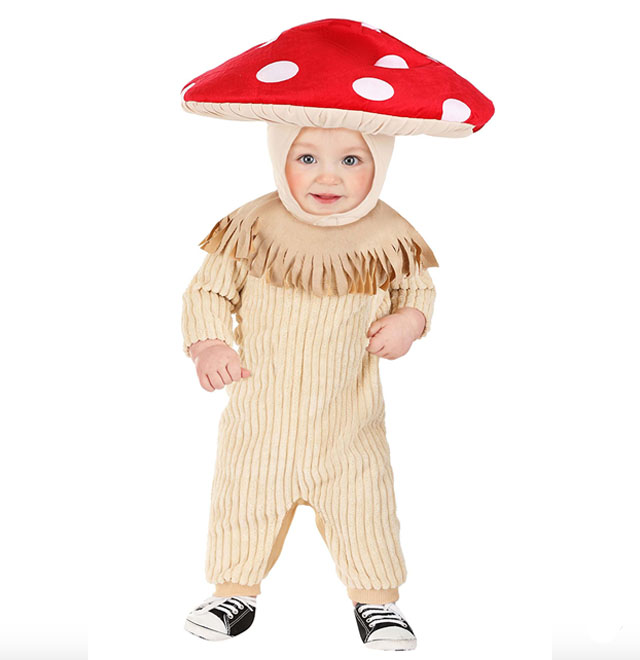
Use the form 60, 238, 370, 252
198, 191, 438, 297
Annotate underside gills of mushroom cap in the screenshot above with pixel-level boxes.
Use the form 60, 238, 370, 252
181, 102, 475, 138
182, 101, 473, 137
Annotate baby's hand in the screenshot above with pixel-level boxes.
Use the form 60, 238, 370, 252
189, 339, 251, 391
365, 308, 426, 360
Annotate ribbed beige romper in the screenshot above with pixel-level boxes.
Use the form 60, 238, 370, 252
181, 191, 437, 604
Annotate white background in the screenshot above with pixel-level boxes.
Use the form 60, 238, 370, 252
1, 1, 638, 659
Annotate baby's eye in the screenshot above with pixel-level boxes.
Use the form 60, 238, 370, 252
342, 155, 361, 166
299, 154, 316, 165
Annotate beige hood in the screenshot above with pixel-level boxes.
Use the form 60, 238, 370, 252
266, 122, 395, 227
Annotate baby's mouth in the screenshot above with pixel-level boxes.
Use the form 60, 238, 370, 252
310, 193, 342, 204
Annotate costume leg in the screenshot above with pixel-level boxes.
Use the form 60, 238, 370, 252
204, 414, 302, 594
207, 493, 304, 595
212, 500, 299, 597
309, 423, 408, 604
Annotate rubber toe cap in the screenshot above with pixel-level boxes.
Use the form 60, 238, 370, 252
186, 610, 226, 634
368, 625, 416, 642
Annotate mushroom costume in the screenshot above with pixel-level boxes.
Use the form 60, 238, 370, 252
181, 18, 494, 604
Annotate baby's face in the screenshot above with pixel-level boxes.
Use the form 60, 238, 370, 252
285, 127, 375, 215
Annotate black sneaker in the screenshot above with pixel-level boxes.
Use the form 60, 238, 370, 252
184, 595, 257, 641
354, 601, 417, 651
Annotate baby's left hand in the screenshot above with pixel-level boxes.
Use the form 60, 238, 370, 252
366, 308, 426, 360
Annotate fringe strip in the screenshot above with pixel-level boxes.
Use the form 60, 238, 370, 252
198, 196, 438, 297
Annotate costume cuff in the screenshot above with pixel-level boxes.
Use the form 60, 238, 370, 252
389, 270, 436, 339
181, 251, 246, 356
182, 290, 235, 356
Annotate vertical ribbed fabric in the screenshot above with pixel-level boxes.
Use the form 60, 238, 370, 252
388, 269, 437, 339
181, 250, 436, 600
181, 251, 249, 354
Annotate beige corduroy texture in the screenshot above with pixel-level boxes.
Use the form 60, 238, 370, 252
181, 192, 436, 604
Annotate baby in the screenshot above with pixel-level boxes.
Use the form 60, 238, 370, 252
189, 128, 426, 379
182, 124, 436, 651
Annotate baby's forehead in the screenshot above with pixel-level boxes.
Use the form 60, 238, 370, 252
292, 127, 369, 149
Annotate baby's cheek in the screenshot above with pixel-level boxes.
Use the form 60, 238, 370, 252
286, 171, 306, 203
351, 169, 374, 201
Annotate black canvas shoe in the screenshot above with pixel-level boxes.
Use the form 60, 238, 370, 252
354, 601, 417, 651
184, 595, 257, 641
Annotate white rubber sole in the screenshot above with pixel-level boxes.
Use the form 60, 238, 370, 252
184, 617, 231, 641
365, 637, 417, 651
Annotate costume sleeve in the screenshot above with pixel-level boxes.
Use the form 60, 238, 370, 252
388, 268, 437, 340
181, 250, 249, 357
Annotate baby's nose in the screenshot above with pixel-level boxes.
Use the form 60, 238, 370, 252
315, 170, 341, 184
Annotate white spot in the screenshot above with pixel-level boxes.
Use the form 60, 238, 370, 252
256, 60, 299, 83
352, 77, 394, 101
257, 35, 279, 48
181, 82, 195, 102
361, 22, 381, 32
441, 98, 471, 122
374, 54, 409, 69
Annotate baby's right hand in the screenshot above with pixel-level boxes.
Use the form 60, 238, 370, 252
188, 339, 251, 392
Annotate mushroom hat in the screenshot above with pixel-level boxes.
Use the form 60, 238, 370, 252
181, 17, 495, 137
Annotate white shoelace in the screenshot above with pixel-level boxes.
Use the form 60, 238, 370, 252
194, 595, 257, 618
357, 603, 408, 628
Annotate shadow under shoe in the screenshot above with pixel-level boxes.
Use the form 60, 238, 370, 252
353, 601, 417, 651
184, 595, 257, 641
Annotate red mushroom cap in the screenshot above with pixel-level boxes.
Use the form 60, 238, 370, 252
181, 18, 494, 137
